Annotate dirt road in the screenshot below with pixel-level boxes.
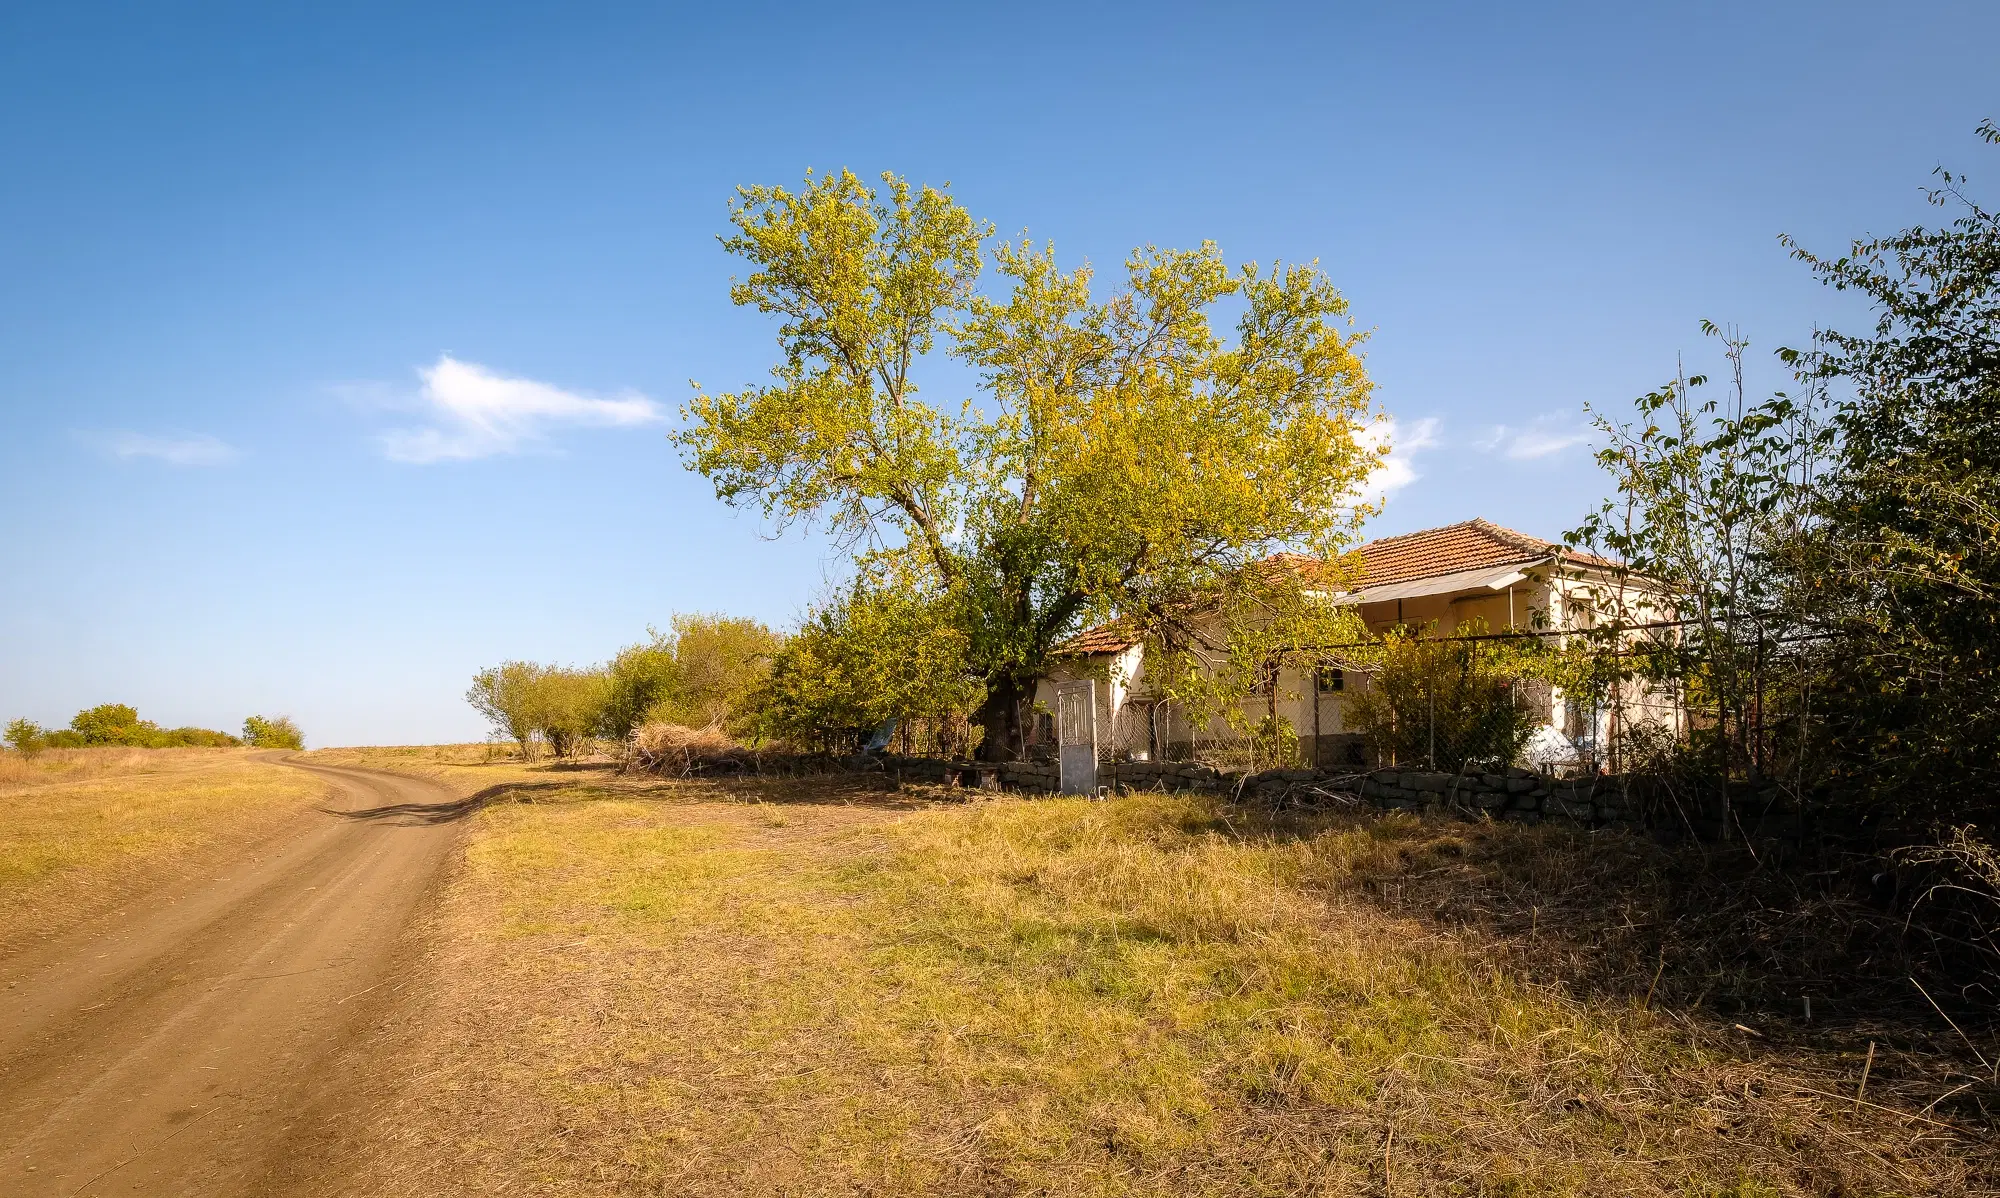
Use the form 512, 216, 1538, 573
0, 757, 466, 1197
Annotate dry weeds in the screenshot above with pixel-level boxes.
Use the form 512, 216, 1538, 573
311, 752, 1997, 1197
0, 744, 230, 788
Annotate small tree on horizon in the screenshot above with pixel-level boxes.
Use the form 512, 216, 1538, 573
467, 661, 545, 755
70, 704, 150, 746
4, 718, 45, 758
242, 715, 305, 750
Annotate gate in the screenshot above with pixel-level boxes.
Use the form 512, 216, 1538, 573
1055, 679, 1098, 795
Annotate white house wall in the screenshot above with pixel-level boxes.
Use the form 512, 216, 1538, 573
1036, 562, 1682, 765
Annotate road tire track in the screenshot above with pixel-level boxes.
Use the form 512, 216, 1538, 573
0, 757, 471, 1196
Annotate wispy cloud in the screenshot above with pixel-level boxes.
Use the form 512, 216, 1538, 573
100, 432, 240, 467
378, 355, 664, 463
1353, 415, 1441, 508
1476, 414, 1593, 461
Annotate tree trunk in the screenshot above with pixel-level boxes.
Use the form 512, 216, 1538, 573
974, 677, 1026, 762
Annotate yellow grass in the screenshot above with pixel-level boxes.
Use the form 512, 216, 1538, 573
324, 755, 1988, 1197
0, 747, 329, 953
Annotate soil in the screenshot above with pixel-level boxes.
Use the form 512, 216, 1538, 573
0, 756, 468, 1197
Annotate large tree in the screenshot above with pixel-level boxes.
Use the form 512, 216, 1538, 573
1779, 121, 2000, 824
678, 170, 1380, 757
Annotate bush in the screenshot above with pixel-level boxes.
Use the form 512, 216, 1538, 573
242, 715, 305, 749
755, 584, 982, 753
4, 718, 45, 758
475, 617, 783, 759
600, 636, 678, 743
467, 661, 544, 753
1345, 631, 1539, 772
56, 704, 241, 748
155, 726, 243, 747
654, 614, 781, 733
533, 668, 608, 758
466, 661, 609, 759
70, 703, 146, 746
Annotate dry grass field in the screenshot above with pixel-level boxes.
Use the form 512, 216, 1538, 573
0, 747, 329, 953
309, 747, 1998, 1198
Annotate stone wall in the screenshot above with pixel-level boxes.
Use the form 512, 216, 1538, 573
649, 748, 1757, 840
990, 758, 1736, 836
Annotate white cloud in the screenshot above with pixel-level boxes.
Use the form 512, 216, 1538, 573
1478, 414, 1593, 461
1353, 415, 1440, 508
379, 355, 664, 463
102, 432, 239, 467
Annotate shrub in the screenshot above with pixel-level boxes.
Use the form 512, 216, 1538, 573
4, 718, 45, 758
473, 615, 781, 760
467, 661, 544, 753
155, 726, 243, 747
466, 661, 611, 759
242, 715, 305, 749
755, 583, 982, 753
1345, 631, 1539, 772
600, 635, 678, 743
654, 614, 781, 732
532, 668, 608, 758
70, 703, 147, 746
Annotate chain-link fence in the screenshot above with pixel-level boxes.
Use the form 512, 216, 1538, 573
1086, 699, 1330, 775
1064, 673, 1644, 780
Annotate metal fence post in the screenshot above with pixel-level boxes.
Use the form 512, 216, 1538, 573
1427, 683, 1436, 771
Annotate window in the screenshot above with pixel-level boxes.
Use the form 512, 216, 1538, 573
1315, 665, 1345, 694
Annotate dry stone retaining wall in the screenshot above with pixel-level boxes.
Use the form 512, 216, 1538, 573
644, 748, 1756, 839
995, 759, 1739, 837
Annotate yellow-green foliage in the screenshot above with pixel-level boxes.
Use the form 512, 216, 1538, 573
21, 703, 246, 749
242, 713, 305, 749
677, 169, 1382, 752
1343, 623, 1542, 770
466, 660, 608, 758
757, 578, 982, 748
651, 613, 782, 731
3, 717, 43, 757
600, 636, 677, 741
476, 615, 781, 752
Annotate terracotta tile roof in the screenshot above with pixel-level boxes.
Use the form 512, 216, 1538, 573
1055, 520, 1619, 657
1341, 518, 1615, 588
1060, 621, 1140, 656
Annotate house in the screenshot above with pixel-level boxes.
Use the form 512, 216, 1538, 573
1033, 519, 1679, 769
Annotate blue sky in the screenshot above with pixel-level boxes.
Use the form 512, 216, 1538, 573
2, 1, 1994, 746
